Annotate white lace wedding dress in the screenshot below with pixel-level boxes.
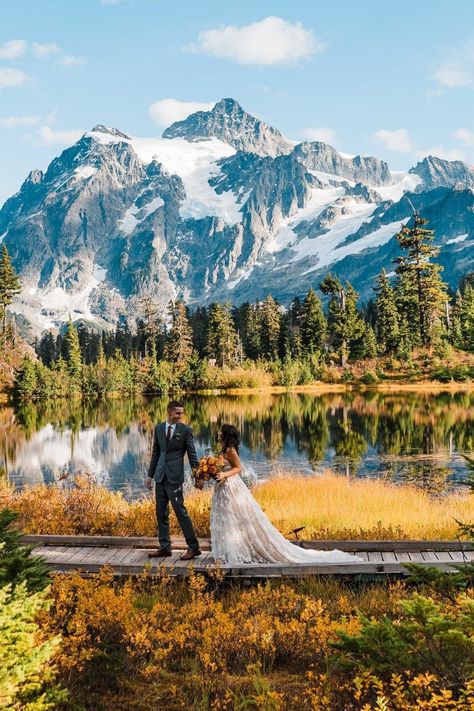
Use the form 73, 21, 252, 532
210, 465, 363, 565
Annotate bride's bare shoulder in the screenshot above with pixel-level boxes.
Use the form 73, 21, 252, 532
223, 446, 240, 461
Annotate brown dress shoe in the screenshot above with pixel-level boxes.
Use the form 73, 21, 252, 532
147, 548, 172, 558
180, 548, 202, 560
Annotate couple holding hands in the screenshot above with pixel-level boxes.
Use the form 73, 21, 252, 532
146, 400, 361, 566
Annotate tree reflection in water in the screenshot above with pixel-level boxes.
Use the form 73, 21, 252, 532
0, 390, 473, 496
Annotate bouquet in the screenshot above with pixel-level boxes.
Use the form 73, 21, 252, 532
194, 452, 226, 484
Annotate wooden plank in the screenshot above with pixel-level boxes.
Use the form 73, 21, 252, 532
22, 534, 474, 552
381, 552, 398, 564
448, 551, 470, 563
433, 552, 457, 564
421, 551, 439, 563
393, 552, 412, 563
21, 534, 212, 550
357, 552, 370, 561
299, 540, 474, 551
367, 552, 383, 564
408, 552, 425, 563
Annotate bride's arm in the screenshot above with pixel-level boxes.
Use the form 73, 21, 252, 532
216, 447, 241, 481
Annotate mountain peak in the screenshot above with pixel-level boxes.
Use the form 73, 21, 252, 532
410, 155, 474, 189
162, 97, 293, 157
90, 124, 130, 140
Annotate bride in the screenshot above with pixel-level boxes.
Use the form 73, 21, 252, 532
209, 424, 363, 565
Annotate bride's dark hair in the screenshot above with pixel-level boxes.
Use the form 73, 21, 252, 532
219, 423, 240, 453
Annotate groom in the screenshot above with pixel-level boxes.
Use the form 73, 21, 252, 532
145, 400, 201, 560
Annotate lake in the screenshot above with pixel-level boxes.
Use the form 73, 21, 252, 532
1, 390, 473, 498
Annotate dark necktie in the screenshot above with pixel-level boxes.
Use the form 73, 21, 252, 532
166, 425, 172, 442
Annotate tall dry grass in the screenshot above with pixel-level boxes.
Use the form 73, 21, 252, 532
2, 470, 473, 540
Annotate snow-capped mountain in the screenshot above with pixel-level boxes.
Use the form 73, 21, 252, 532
1, 97, 474, 335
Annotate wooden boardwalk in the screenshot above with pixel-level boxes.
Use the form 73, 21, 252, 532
24, 534, 474, 578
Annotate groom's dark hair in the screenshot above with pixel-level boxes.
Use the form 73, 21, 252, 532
167, 400, 184, 411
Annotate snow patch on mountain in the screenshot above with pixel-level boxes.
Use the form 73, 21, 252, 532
12, 265, 107, 331
86, 128, 242, 226
74, 165, 97, 180
266, 185, 344, 253
301, 219, 405, 274
290, 201, 379, 265
378, 172, 422, 202
446, 233, 468, 244
119, 196, 164, 235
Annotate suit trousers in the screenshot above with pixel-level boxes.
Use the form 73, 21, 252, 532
155, 475, 200, 552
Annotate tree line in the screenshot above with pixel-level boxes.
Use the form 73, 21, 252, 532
9, 213, 474, 399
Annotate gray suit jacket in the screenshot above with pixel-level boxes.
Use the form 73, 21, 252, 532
147, 422, 199, 485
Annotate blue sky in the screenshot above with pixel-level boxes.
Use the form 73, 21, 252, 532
1, 0, 474, 204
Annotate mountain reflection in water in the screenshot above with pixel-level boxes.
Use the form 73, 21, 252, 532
1, 391, 473, 499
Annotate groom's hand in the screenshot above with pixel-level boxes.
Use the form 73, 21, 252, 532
145, 476, 154, 490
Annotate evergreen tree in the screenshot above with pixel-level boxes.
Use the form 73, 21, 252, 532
189, 305, 209, 356
241, 303, 262, 360
65, 318, 82, 385
362, 324, 378, 358
205, 302, 238, 366
300, 287, 327, 355
374, 269, 400, 354
259, 294, 282, 360
451, 280, 474, 351
394, 213, 448, 347
320, 275, 365, 364
0, 244, 21, 343
164, 300, 194, 364
14, 356, 37, 400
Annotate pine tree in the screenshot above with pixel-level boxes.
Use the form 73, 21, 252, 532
374, 269, 400, 354
362, 324, 378, 358
451, 280, 474, 351
205, 302, 238, 366
394, 213, 448, 347
320, 275, 365, 364
65, 317, 82, 385
259, 294, 282, 360
0, 244, 21, 344
241, 303, 262, 360
14, 356, 37, 400
300, 287, 327, 355
164, 300, 194, 364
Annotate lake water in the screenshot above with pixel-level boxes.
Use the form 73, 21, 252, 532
1, 391, 473, 499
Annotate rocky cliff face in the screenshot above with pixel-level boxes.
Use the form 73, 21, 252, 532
1, 98, 473, 335
162, 98, 294, 157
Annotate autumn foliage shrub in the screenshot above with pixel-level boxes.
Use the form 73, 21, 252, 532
34, 569, 474, 710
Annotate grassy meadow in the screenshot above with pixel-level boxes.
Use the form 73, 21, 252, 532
2, 470, 473, 540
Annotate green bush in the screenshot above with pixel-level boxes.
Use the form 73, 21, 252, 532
0, 583, 67, 710
334, 593, 474, 689
360, 369, 379, 384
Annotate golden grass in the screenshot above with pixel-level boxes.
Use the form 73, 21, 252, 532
251, 472, 474, 540
2, 470, 473, 540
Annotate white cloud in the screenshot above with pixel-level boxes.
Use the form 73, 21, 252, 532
149, 98, 214, 126
373, 127, 467, 163
431, 38, 474, 89
101, 0, 123, 4
59, 54, 86, 68
0, 115, 40, 128
301, 126, 337, 145
31, 41, 61, 59
374, 128, 415, 153
36, 125, 84, 146
455, 128, 474, 147
432, 65, 471, 88
188, 16, 325, 66
416, 146, 466, 162
0, 39, 27, 59
0, 67, 29, 89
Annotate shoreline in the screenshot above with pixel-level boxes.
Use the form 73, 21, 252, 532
194, 380, 474, 396
2, 380, 474, 404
